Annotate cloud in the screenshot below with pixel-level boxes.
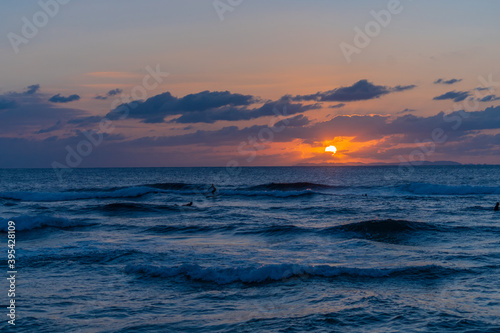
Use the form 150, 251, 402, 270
49, 94, 81, 103
329, 103, 345, 109
36, 120, 63, 134
392, 85, 417, 92
397, 108, 416, 114
105, 90, 293, 123
433, 91, 470, 102
170, 101, 320, 124
475, 87, 491, 91
67, 116, 104, 126
293, 80, 416, 102
1, 105, 499, 167
131, 106, 500, 150
105, 85, 416, 124
107, 88, 122, 96
478, 94, 500, 102
434, 78, 462, 85
275, 115, 310, 127
176, 90, 257, 111
25, 84, 40, 94
0, 88, 87, 135
95, 88, 123, 100
0, 99, 17, 110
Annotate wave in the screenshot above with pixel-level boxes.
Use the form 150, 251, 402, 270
237, 220, 438, 238
328, 219, 440, 234
144, 219, 498, 238
144, 182, 196, 191
225, 182, 340, 198
27, 249, 140, 268
6, 180, 498, 203
0, 215, 94, 232
0, 186, 159, 202
96, 202, 189, 213
237, 224, 310, 236
222, 189, 318, 198
68, 182, 195, 192
245, 182, 337, 191
404, 183, 500, 195
147, 224, 238, 234
125, 263, 463, 284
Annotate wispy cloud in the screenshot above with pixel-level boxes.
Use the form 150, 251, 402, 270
49, 94, 81, 103
95, 88, 123, 100
292, 80, 416, 102
25, 84, 40, 94
434, 78, 462, 85
329, 103, 345, 109
433, 90, 470, 102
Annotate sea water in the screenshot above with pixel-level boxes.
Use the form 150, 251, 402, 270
0, 166, 499, 332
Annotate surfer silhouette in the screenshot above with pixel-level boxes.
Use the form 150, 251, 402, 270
495, 202, 499, 211
209, 184, 217, 195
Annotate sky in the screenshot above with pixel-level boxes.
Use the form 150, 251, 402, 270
1, 0, 500, 168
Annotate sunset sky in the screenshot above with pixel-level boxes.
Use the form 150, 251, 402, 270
1, 0, 500, 167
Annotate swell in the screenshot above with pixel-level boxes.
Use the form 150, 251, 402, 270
326, 219, 441, 233
145, 219, 500, 237
25, 249, 140, 268
91, 202, 198, 214
245, 182, 340, 191
5, 180, 499, 203
0, 187, 160, 202
237, 219, 441, 237
404, 182, 500, 195
0, 215, 95, 232
0, 182, 339, 202
124, 263, 466, 284
147, 224, 239, 234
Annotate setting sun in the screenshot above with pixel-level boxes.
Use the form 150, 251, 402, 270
325, 145, 337, 155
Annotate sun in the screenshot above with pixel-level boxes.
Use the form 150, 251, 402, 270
325, 145, 337, 155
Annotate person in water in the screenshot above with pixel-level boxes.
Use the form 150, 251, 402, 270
495, 202, 499, 211
209, 184, 217, 195
183, 202, 193, 207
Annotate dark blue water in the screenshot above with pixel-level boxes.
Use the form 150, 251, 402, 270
1, 166, 500, 332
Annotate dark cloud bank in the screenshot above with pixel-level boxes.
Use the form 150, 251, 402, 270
1, 80, 499, 167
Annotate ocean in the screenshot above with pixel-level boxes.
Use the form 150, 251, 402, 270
1, 166, 499, 332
